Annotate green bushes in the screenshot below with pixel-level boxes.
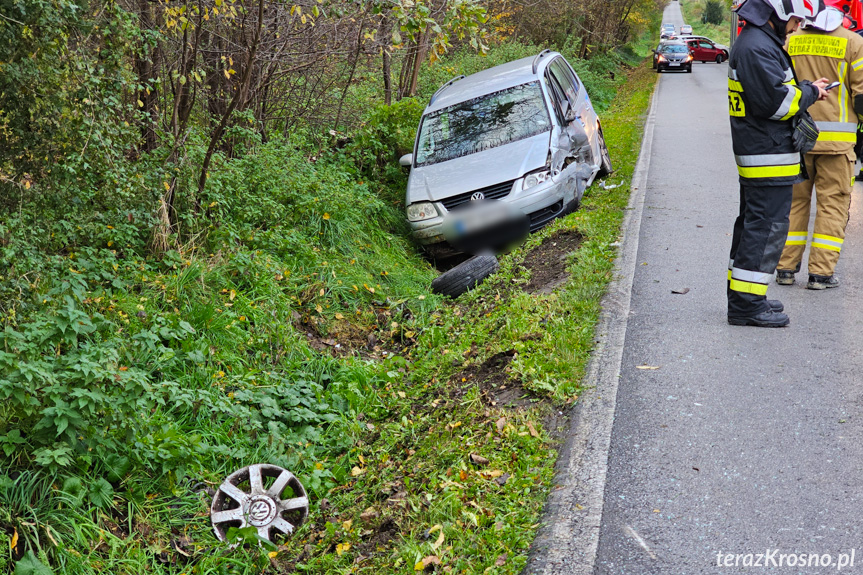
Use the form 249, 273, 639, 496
703, 1, 725, 25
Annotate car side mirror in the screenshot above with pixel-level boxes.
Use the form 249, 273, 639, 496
399, 153, 413, 167
564, 107, 578, 124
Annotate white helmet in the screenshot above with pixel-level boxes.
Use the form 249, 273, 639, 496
804, 6, 844, 31
763, 0, 821, 21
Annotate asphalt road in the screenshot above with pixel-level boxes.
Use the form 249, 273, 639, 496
594, 2, 863, 574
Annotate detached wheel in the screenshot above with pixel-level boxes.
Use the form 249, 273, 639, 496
431, 255, 499, 298
596, 127, 613, 178
211, 464, 309, 545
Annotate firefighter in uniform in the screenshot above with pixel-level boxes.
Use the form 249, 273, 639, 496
775, 6, 863, 289
727, 0, 829, 327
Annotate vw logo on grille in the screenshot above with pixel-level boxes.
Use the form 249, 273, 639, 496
470, 192, 485, 201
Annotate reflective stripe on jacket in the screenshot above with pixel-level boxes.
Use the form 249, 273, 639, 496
787, 26, 863, 154
729, 24, 820, 186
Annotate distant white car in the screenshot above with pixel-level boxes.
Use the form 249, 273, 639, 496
680, 24, 693, 34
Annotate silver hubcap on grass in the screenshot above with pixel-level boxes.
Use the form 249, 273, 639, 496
210, 464, 309, 544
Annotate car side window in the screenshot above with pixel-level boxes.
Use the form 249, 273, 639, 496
543, 73, 568, 125
700, 42, 713, 49
548, 59, 580, 104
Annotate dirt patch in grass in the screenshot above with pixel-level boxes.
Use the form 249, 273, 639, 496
294, 309, 418, 360
521, 230, 583, 294
451, 351, 541, 409
356, 516, 400, 554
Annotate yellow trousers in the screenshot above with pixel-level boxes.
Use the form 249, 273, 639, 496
778, 152, 854, 277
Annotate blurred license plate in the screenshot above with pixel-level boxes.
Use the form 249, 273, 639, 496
670, 62, 680, 66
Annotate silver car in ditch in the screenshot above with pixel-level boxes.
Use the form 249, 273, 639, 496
400, 49, 613, 258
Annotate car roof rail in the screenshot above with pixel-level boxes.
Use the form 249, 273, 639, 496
532, 49, 552, 74
430, 75, 466, 105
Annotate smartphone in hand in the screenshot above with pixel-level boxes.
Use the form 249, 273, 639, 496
825, 81, 841, 91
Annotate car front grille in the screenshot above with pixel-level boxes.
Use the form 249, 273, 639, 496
528, 200, 565, 232
440, 179, 515, 211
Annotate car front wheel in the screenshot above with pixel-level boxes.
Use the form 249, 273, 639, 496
715, 54, 724, 64
431, 254, 499, 298
597, 127, 613, 178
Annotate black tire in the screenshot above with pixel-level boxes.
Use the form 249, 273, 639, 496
596, 127, 613, 178
715, 54, 723, 64
686, 65, 692, 73
431, 255, 499, 298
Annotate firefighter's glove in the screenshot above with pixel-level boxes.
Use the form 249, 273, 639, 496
791, 111, 820, 155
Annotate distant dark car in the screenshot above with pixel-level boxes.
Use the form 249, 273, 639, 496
684, 38, 729, 63
655, 42, 693, 73
660, 23, 676, 39
653, 40, 674, 69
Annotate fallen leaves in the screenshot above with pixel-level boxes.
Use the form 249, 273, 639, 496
478, 469, 505, 481
495, 417, 506, 433
426, 524, 445, 550
360, 507, 379, 524
469, 453, 489, 466
415, 555, 441, 570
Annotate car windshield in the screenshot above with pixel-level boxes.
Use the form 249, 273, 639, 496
414, 82, 551, 167
662, 45, 688, 53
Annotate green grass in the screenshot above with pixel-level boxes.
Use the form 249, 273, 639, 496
1, 48, 658, 575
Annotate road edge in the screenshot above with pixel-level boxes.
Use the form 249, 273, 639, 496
523, 74, 659, 575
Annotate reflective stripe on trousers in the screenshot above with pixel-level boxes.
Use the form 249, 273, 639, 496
812, 233, 843, 252
728, 266, 771, 295
784, 230, 807, 246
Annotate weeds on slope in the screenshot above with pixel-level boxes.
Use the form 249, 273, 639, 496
0, 55, 657, 575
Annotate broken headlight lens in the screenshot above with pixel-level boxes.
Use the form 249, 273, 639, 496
522, 169, 551, 191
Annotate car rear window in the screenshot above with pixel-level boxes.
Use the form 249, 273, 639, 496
414, 82, 551, 167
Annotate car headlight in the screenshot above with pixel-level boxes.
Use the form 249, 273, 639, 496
406, 202, 437, 222
523, 170, 551, 191
686, 55, 693, 61
658, 55, 666, 62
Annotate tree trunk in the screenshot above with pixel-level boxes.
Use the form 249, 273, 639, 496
407, 26, 429, 98
383, 49, 392, 106
196, 0, 265, 202
134, 0, 160, 152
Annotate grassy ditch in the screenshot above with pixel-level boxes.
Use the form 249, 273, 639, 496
0, 54, 657, 575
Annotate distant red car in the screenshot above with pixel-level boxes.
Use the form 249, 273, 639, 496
685, 38, 729, 63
